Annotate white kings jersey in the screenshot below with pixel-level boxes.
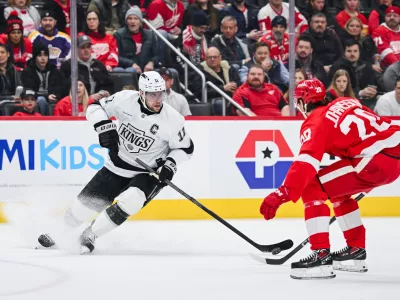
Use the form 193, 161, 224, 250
86, 90, 194, 178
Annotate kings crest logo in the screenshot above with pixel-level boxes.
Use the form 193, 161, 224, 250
119, 124, 154, 153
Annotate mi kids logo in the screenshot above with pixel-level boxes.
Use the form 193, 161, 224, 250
0, 139, 104, 171
119, 124, 155, 153
235, 130, 294, 189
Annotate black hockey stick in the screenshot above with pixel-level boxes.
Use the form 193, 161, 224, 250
135, 158, 294, 254
250, 192, 366, 265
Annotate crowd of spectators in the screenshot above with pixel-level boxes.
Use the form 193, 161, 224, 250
0, 0, 399, 117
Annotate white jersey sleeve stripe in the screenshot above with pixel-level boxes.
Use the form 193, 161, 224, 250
294, 154, 320, 172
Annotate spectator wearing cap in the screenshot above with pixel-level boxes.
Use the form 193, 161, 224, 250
43, 0, 85, 35
0, 11, 33, 71
182, 0, 220, 41
259, 16, 290, 65
182, 10, 210, 66
60, 35, 114, 101
302, 12, 343, 74
258, 0, 308, 34
79, 10, 119, 73
147, 0, 185, 65
0, 43, 21, 96
21, 43, 66, 115
53, 78, 94, 116
158, 68, 191, 116
28, 10, 71, 67
211, 16, 251, 70
374, 76, 400, 116
13, 89, 41, 116
239, 41, 289, 92
4, 0, 41, 37
233, 64, 289, 116
114, 6, 158, 73
368, 0, 399, 35
220, 0, 259, 42
88, 0, 131, 35
372, 6, 400, 68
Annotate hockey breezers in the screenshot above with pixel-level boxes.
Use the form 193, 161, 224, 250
250, 193, 366, 265
135, 158, 294, 254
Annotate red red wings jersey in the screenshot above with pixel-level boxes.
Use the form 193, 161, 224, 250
284, 97, 400, 202
147, 0, 185, 33
372, 23, 400, 67
258, 3, 308, 34
259, 30, 290, 63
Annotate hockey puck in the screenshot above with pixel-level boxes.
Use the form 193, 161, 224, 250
271, 248, 281, 255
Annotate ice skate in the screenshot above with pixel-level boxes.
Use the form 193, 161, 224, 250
332, 246, 368, 273
79, 226, 97, 255
37, 233, 56, 248
290, 249, 336, 280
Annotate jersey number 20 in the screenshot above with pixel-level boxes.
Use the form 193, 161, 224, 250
340, 108, 390, 140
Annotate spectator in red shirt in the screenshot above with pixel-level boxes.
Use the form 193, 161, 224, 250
79, 11, 119, 72
13, 88, 41, 116
233, 64, 289, 116
368, 0, 393, 35
326, 69, 356, 100
336, 0, 369, 35
53, 79, 94, 116
0, 11, 32, 71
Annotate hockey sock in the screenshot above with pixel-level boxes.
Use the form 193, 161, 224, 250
304, 201, 331, 250
333, 198, 365, 249
91, 203, 129, 237
64, 199, 99, 227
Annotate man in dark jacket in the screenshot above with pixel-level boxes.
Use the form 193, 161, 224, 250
21, 43, 66, 115
298, 0, 340, 33
329, 40, 380, 109
219, 0, 260, 42
211, 16, 251, 70
43, 0, 85, 34
61, 35, 114, 101
302, 12, 343, 74
88, 0, 131, 34
114, 6, 158, 73
191, 46, 241, 101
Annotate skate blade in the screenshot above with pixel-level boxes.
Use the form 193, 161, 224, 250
290, 265, 336, 280
333, 260, 368, 273
80, 246, 92, 255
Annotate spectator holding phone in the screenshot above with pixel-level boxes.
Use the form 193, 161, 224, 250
21, 43, 66, 115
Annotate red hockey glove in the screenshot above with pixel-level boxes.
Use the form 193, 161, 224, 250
260, 186, 290, 220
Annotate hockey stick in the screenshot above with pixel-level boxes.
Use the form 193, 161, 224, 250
135, 158, 294, 254
250, 192, 366, 265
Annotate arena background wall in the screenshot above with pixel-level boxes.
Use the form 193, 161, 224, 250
0, 117, 399, 222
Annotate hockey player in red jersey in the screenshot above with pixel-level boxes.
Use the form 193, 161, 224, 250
260, 79, 400, 280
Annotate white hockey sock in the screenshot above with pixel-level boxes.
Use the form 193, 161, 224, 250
64, 199, 99, 227
91, 210, 118, 237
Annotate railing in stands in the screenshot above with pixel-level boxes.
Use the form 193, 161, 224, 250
143, 19, 208, 103
205, 81, 251, 116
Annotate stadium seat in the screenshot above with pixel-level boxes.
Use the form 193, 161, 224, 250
2, 102, 23, 116
189, 103, 213, 116
109, 72, 139, 92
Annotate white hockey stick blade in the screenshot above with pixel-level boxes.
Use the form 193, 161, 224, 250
250, 253, 270, 264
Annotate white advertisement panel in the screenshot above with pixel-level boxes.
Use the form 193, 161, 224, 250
0, 119, 399, 203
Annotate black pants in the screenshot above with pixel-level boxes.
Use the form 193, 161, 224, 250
78, 167, 163, 213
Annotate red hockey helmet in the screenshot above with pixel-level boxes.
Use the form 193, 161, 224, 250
294, 79, 326, 104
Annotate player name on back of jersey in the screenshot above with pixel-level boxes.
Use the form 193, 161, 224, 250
325, 99, 362, 128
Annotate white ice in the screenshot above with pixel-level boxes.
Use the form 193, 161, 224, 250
0, 216, 400, 300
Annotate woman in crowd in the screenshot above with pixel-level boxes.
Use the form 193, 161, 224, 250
282, 68, 306, 116
336, 0, 369, 35
4, 0, 40, 37
0, 43, 21, 96
327, 69, 355, 100
79, 10, 119, 72
0, 11, 32, 71
339, 17, 377, 66
53, 79, 94, 116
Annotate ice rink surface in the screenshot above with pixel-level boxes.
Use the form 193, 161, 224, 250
0, 216, 399, 300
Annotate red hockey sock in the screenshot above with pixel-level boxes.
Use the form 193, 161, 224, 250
333, 197, 366, 249
304, 202, 331, 250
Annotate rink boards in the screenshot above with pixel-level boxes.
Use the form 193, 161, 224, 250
0, 117, 399, 222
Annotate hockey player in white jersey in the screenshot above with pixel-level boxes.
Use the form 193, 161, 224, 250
38, 71, 194, 253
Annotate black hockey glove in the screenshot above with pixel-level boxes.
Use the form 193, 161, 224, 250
94, 120, 119, 153
158, 158, 177, 183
